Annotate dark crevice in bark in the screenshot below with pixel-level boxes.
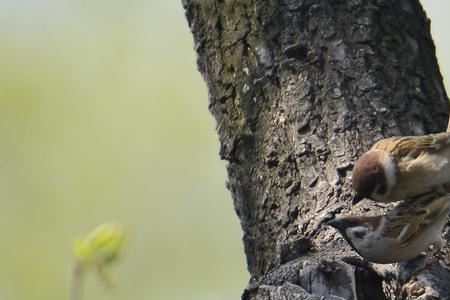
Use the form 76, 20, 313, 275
184, 0, 449, 299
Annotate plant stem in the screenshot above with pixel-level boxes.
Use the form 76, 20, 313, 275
70, 263, 83, 300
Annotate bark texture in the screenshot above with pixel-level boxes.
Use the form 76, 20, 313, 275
183, 0, 449, 299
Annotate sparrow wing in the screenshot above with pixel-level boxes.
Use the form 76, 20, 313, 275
386, 195, 450, 245
385, 209, 428, 245
383, 209, 426, 243
371, 132, 450, 162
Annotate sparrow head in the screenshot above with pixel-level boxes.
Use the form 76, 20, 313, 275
327, 217, 380, 255
327, 218, 370, 241
351, 150, 397, 204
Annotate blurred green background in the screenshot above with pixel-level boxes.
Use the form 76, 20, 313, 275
0, 1, 447, 300
0, 1, 247, 300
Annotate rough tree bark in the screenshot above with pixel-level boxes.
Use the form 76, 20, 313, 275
183, 0, 449, 299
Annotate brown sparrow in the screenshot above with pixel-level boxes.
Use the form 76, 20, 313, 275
327, 193, 450, 264
351, 132, 450, 204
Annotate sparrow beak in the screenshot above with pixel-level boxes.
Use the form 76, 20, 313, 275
351, 192, 363, 205
326, 219, 344, 231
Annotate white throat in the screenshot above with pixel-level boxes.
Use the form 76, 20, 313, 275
381, 154, 397, 189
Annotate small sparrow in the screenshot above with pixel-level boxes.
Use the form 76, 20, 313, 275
327, 193, 450, 264
351, 132, 450, 204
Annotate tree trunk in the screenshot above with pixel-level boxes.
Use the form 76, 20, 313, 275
183, 0, 449, 299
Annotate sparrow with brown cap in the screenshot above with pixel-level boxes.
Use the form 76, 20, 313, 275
327, 193, 450, 264
351, 132, 450, 204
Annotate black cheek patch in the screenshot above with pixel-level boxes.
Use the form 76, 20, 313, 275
353, 230, 367, 239
377, 183, 387, 195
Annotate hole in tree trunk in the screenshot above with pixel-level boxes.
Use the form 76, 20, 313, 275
354, 266, 387, 300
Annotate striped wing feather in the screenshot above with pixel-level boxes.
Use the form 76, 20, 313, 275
384, 194, 450, 245
371, 132, 450, 162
